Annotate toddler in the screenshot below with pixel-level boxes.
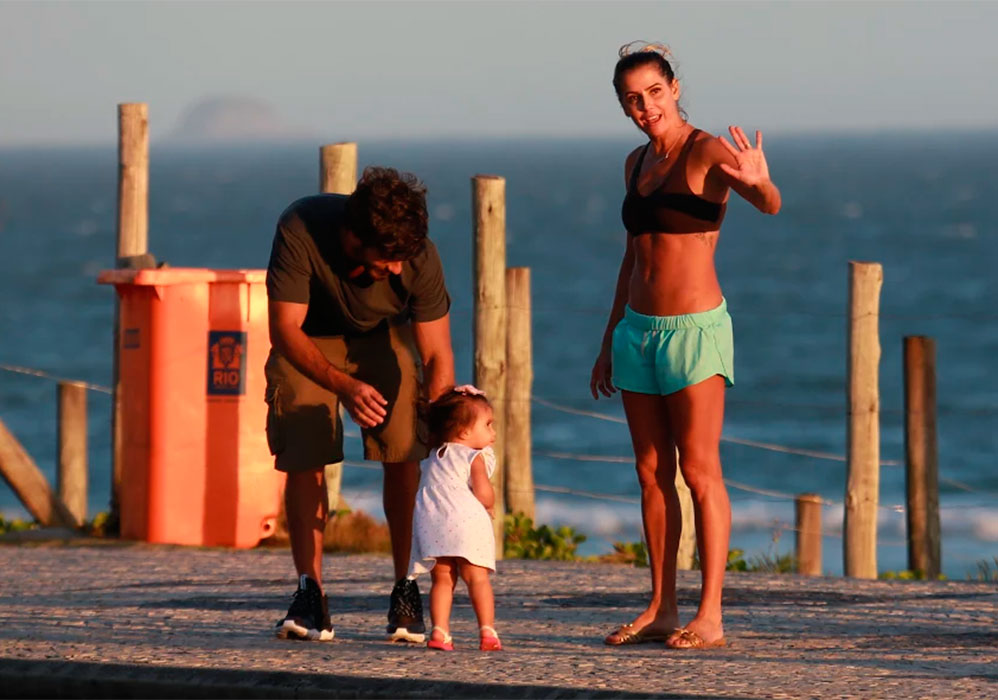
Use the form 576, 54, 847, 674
407, 385, 502, 651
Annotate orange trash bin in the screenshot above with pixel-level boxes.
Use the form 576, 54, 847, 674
98, 268, 284, 548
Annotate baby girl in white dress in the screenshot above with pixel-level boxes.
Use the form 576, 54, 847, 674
407, 385, 502, 651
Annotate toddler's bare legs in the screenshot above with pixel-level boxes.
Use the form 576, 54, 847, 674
429, 558, 459, 641
458, 559, 495, 632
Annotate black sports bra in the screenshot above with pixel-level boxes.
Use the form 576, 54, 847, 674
621, 129, 727, 235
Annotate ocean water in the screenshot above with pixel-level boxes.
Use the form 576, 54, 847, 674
1, 133, 996, 577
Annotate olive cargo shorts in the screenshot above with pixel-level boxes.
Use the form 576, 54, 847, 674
264, 323, 429, 471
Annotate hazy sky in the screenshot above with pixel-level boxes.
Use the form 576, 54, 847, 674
2, 1, 997, 146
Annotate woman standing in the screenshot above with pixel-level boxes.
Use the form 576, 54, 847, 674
590, 42, 780, 649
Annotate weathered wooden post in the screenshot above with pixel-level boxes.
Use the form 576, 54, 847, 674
111, 102, 149, 524
320, 142, 358, 199
844, 261, 882, 579
57, 381, 88, 527
675, 453, 696, 570
0, 419, 76, 528
319, 142, 358, 513
795, 493, 823, 576
904, 336, 940, 578
117, 103, 149, 260
473, 174, 507, 558
505, 266, 534, 520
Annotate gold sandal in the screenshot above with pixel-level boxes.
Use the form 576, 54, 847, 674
666, 627, 727, 650
604, 623, 672, 646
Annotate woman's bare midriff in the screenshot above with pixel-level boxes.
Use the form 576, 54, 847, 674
628, 231, 722, 316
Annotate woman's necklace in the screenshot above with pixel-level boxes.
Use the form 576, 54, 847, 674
651, 124, 690, 163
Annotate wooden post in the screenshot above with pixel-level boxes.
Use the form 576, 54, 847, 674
473, 175, 507, 558
0, 419, 76, 527
675, 450, 696, 570
505, 267, 534, 520
111, 103, 149, 524
57, 382, 88, 527
844, 261, 882, 579
318, 142, 357, 514
795, 493, 823, 576
904, 336, 940, 578
117, 103, 149, 260
319, 142, 357, 195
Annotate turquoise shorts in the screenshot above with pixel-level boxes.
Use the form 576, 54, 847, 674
611, 300, 734, 396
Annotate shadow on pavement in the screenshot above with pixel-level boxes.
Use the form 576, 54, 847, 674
0, 658, 727, 699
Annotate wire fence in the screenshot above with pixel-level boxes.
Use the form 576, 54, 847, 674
0, 363, 112, 395
2, 361, 995, 515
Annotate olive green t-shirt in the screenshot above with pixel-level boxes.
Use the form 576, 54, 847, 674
266, 194, 451, 337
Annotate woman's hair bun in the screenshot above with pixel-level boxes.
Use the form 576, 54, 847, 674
618, 41, 673, 60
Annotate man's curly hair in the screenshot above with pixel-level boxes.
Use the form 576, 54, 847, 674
344, 166, 428, 260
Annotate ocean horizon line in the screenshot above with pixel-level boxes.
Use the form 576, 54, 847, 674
3, 125, 998, 153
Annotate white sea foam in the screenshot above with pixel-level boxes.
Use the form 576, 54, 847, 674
942, 507, 998, 542
535, 498, 635, 537
340, 489, 384, 517
339, 489, 998, 545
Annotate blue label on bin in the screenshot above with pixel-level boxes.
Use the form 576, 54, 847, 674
207, 331, 247, 396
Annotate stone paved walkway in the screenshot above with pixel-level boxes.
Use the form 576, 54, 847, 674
0, 540, 995, 698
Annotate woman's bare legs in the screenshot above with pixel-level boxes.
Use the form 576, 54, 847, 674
665, 375, 729, 645
429, 558, 459, 641
610, 390, 681, 638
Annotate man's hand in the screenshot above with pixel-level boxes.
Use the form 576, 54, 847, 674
270, 300, 388, 427
336, 376, 388, 428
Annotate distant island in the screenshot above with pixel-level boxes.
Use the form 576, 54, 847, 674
165, 96, 311, 144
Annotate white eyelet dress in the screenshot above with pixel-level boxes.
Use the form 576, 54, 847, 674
408, 442, 497, 575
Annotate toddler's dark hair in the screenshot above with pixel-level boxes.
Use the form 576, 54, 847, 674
427, 388, 491, 447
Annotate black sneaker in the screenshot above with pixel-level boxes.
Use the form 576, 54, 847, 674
386, 577, 425, 643
276, 574, 334, 641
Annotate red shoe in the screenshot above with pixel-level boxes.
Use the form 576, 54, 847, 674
427, 626, 454, 651
479, 625, 502, 651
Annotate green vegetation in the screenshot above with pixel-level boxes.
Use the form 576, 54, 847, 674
694, 525, 797, 573
84, 511, 115, 537
879, 569, 947, 581
969, 556, 998, 582
0, 512, 117, 538
503, 512, 586, 561
745, 550, 797, 573
705, 548, 757, 572
499, 514, 797, 571
0, 516, 39, 535
598, 540, 648, 567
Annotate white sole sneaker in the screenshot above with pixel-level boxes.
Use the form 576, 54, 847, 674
277, 618, 335, 641
387, 627, 425, 644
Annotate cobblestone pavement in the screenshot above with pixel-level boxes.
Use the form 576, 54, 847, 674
0, 541, 995, 698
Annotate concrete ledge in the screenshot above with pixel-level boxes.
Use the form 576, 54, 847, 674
0, 659, 672, 699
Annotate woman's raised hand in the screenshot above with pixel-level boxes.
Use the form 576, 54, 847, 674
590, 349, 616, 400
718, 126, 771, 188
